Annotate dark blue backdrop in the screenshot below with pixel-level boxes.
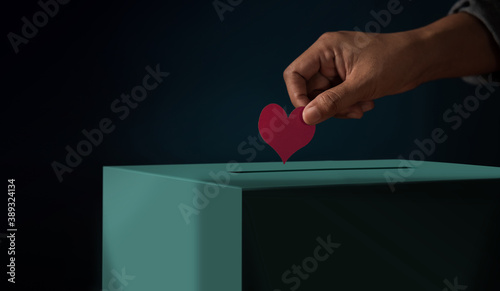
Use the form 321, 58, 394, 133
3, 0, 499, 290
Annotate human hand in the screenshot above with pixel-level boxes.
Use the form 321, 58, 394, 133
283, 13, 500, 125
283, 30, 425, 124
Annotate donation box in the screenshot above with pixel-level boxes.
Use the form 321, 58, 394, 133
103, 160, 500, 290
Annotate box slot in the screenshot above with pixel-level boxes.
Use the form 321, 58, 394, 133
231, 166, 410, 174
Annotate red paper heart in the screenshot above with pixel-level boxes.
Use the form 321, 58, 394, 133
258, 104, 316, 164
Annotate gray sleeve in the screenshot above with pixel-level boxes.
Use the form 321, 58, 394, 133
449, 0, 500, 84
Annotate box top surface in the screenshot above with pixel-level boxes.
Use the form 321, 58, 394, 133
105, 160, 500, 190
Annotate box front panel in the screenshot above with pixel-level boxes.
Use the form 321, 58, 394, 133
243, 179, 500, 290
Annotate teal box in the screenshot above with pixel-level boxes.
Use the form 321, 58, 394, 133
103, 160, 500, 290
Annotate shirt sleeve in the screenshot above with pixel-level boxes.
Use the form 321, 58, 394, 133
449, 0, 500, 84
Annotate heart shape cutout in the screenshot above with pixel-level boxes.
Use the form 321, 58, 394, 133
258, 104, 316, 163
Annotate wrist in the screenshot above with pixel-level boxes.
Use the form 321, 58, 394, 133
408, 12, 500, 83
402, 28, 436, 88
383, 29, 434, 92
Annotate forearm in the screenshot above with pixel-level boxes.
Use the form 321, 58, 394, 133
411, 12, 500, 84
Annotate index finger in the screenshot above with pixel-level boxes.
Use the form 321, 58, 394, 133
283, 46, 322, 108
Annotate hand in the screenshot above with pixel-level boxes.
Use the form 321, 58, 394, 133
284, 13, 500, 125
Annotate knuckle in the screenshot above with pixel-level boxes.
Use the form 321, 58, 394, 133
283, 66, 294, 80
319, 31, 334, 40
318, 31, 341, 43
335, 30, 350, 37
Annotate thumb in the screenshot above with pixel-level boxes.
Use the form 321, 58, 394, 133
302, 80, 360, 125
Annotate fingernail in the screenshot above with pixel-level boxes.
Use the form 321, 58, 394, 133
304, 106, 321, 124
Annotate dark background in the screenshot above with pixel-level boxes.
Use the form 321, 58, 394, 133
2, 0, 499, 290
